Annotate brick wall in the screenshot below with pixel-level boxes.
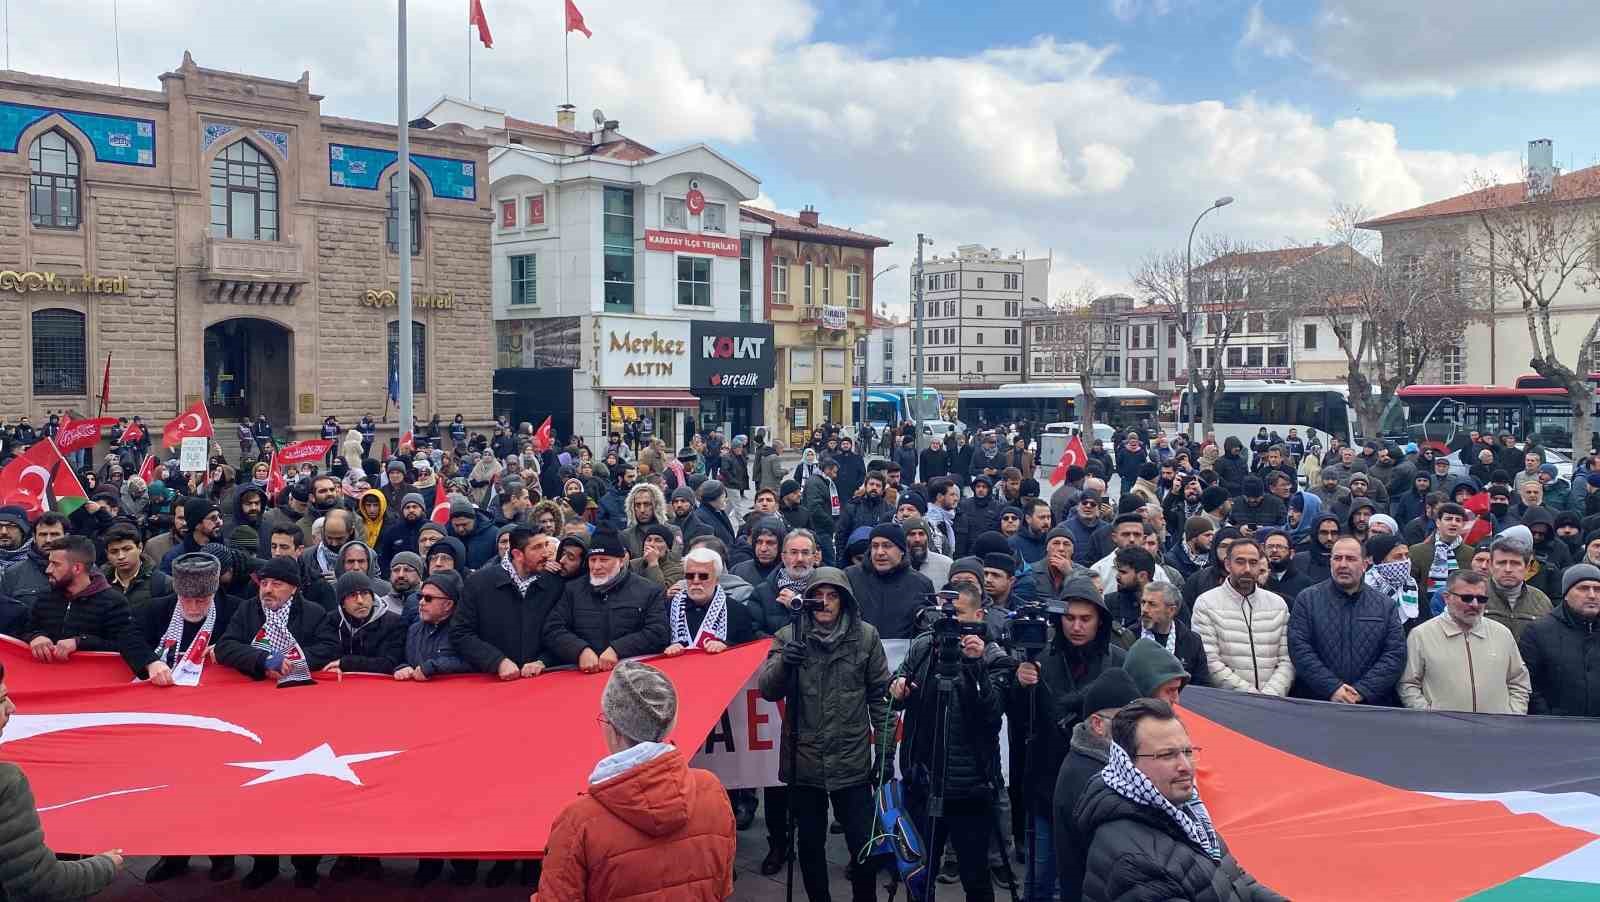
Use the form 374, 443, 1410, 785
428, 215, 492, 421
94, 191, 178, 420
0, 179, 26, 413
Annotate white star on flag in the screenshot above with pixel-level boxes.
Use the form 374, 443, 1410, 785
227, 743, 402, 787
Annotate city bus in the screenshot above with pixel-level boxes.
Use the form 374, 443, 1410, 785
956, 383, 1159, 435
1385, 374, 1600, 454
1178, 379, 1358, 453
850, 386, 955, 438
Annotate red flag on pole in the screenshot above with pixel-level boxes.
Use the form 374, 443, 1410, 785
55, 416, 117, 454
469, 0, 493, 47
97, 353, 113, 418
430, 478, 451, 524
162, 401, 214, 448
275, 439, 335, 467
534, 416, 554, 453
265, 452, 287, 499
138, 454, 158, 485
0, 440, 90, 518
1050, 434, 1087, 485
119, 420, 145, 446
565, 0, 592, 37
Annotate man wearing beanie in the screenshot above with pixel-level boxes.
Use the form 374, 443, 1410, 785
1517, 562, 1600, 717
325, 571, 406, 676
376, 492, 429, 573
901, 515, 952, 589
1166, 516, 1214, 581
1053, 668, 1140, 901
158, 497, 224, 574
682, 479, 737, 550
388, 551, 425, 623
536, 660, 734, 900
1228, 475, 1284, 532
776, 478, 808, 532
545, 525, 669, 672
844, 522, 934, 640
833, 470, 891, 559
957, 475, 1002, 558
732, 516, 785, 586
757, 567, 892, 902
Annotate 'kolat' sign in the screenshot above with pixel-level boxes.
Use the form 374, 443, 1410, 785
691, 321, 775, 391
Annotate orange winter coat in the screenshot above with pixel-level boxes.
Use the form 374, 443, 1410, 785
533, 745, 735, 902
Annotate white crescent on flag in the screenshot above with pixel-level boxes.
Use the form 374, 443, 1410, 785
181, 412, 203, 432
0, 711, 263, 746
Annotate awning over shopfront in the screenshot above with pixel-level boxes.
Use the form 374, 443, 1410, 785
608, 389, 700, 409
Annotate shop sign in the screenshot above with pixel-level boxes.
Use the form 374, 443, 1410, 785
691, 321, 775, 392
597, 316, 690, 387
1, 270, 126, 295
819, 305, 848, 330
643, 228, 740, 258
361, 288, 456, 310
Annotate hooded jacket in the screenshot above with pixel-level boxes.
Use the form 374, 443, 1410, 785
533, 745, 735, 902
356, 488, 391, 549
224, 484, 266, 552
450, 507, 500, 570
619, 483, 677, 558
756, 573, 894, 790
835, 493, 891, 554
844, 555, 935, 640
1054, 721, 1114, 900
333, 605, 407, 674
1295, 514, 1341, 585
955, 477, 1001, 556
1518, 602, 1600, 717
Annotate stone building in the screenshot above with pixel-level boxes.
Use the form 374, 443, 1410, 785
0, 54, 492, 446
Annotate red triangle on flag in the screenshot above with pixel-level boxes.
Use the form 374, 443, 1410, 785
430, 478, 451, 524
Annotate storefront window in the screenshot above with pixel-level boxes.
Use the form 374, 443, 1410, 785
822, 390, 842, 425
790, 348, 816, 383
604, 187, 635, 311
822, 348, 847, 384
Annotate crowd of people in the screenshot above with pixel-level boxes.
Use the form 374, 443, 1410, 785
0, 411, 1596, 901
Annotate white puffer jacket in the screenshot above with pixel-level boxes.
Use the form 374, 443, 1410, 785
1192, 581, 1295, 696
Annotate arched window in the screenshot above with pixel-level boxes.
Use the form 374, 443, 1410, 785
32, 309, 86, 395
387, 174, 422, 255
210, 141, 279, 240
387, 320, 427, 394
29, 129, 80, 229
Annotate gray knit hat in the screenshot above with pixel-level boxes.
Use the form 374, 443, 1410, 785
390, 551, 425, 574
172, 552, 220, 599
601, 660, 679, 744
1562, 563, 1600, 596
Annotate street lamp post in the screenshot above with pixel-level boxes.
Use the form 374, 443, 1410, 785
913, 234, 934, 451
1182, 195, 1234, 439
858, 263, 901, 437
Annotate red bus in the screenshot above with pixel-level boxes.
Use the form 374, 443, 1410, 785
1387, 374, 1600, 453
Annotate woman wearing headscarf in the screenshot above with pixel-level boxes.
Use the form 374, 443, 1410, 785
467, 452, 502, 507
792, 447, 820, 485
341, 427, 365, 465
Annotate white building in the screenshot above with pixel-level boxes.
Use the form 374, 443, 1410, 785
422, 97, 774, 448
912, 245, 1049, 390
856, 317, 911, 388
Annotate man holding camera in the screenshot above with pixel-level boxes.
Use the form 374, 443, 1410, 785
890, 583, 1011, 901
758, 567, 893, 902
1009, 572, 1126, 902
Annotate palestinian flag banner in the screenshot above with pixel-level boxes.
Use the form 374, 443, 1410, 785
1182, 687, 1598, 901
0, 439, 89, 518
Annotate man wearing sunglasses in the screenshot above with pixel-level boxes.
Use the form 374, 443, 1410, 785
1399, 570, 1531, 714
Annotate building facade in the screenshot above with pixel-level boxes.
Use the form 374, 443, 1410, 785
431, 97, 774, 448
911, 245, 1047, 391
0, 56, 494, 443
1021, 294, 1129, 388
743, 205, 889, 446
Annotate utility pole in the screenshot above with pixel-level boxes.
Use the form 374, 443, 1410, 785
397, 0, 415, 440
913, 234, 932, 451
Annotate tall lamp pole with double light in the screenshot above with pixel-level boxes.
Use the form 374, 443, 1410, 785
1182, 195, 1234, 438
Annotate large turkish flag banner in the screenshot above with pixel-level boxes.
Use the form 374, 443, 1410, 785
0, 637, 765, 857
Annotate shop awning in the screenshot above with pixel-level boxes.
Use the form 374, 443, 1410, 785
608, 389, 700, 409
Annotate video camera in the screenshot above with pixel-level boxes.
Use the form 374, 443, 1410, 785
785, 593, 826, 613
1004, 600, 1058, 661
917, 591, 986, 681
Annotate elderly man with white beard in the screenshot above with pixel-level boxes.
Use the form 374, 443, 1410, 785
543, 526, 669, 673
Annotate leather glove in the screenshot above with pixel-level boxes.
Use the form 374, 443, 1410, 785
781, 641, 808, 668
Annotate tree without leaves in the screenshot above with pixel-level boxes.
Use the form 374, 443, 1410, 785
1460, 165, 1600, 453
1300, 204, 1482, 439
1028, 281, 1108, 438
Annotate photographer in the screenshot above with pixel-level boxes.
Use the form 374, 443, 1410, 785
757, 567, 893, 902
1009, 572, 1126, 902
890, 583, 1010, 901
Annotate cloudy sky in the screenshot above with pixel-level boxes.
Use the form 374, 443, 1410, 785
13, 0, 1598, 313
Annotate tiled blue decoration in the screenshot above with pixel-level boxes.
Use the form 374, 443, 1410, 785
257, 129, 290, 160
327, 142, 477, 201
0, 101, 156, 166
202, 121, 236, 151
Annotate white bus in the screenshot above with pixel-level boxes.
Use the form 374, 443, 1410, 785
1177, 379, 1357, 454
957, 384, 1159, 436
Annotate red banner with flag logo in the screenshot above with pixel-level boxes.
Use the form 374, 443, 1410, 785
0, 637, 764, 857
275, 439, 334, 466
54, 416, 117, 454
162, 401, 214, 448
0, 440, 89, 518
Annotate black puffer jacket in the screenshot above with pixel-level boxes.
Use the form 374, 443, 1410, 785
953, 483, 1001, 557
845, 558, 934, 640
453, 566, 564, 671
1075, 776, 1286, 902
215, 596, 340, 679
333, 608, 408, 674
543, 569, 669, 664
834, 495, 891, 554
1519, 603, 1600, 717
22, 576, 146, 675
893, 630, 1009, 799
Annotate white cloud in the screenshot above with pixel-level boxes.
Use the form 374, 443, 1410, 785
1109, 0, 1174, 23
12, 0, 1511, 314
1240, 2, 1296, 60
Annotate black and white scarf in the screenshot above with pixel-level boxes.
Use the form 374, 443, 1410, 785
1430, 535, 1460, 583
1139, 625, 1178, 655
155, 599, 217, 684
669, 585, 728, 650
250, 600, 311, 685
1101, 740, 1221, 862
502, 554, 535, 597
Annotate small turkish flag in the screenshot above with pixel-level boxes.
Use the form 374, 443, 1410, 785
265, 452, 287, 499
431, 479, 450, 525
138, 454, 158, 485
534, 416, 554, 453
565, 0, 592, 37
469, 0, 493, 48
1050, 435, 1087, 484
119, 420, 145, 445
162, 401, 214, 448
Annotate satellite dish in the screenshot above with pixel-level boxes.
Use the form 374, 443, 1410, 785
592, 109, 606, 127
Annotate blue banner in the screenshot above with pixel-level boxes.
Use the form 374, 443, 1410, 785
0, 101, 156, 167
328, 143, 477, 201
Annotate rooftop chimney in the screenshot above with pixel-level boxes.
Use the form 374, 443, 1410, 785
798, 205, 819, 228
556, 104, 576, 131
1528, 138, 1555, 198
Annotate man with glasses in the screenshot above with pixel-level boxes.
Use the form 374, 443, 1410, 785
1074, 698, 1283, 902
1065, 489, 1110, 565
1288, 536, 1406, 705
1519, 563, 1600, 717
1399, 570, 1530, 713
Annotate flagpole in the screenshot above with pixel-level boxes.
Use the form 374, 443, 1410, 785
397, 0, 415, 445
564, 27, 570, 105
466, 0, 472, 101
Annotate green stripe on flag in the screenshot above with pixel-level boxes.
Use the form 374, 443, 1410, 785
1469, 877, 1600, 900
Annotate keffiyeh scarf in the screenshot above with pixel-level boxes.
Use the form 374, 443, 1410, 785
1366, 559, 1421, 620
1430, 535, 1461, 583
250, 600, 311, 685
155, 599, 217, 685
669, 585, 729, 650
503, 554, 535, 597
1140, 626, 1178, 655
1101, 741, 1221, 862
